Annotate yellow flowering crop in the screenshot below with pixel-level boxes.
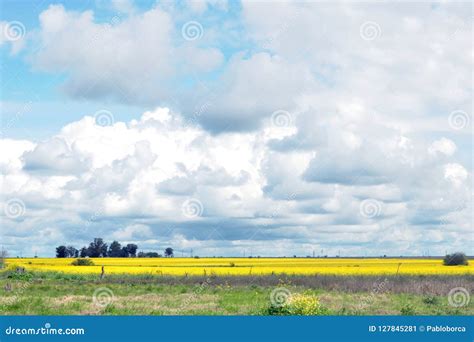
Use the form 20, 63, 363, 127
4, 258, 473, 276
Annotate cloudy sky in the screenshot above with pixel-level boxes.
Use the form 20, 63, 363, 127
0, 0, 472, 257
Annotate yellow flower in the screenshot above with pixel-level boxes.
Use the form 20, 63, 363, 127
3, 258, 473, 276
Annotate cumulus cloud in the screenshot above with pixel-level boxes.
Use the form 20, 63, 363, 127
1, 1, 472, 257
444, 163, 468, 187
31, 4, 223, 104
428, 138, 457, 156
112, 223, 153, 240
187, 52, 315, 132
1, 106, 471, 257
24, 2, 472, 135
22, 137, 90, 173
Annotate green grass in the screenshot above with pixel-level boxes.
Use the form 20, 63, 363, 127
0, 271, 472, 315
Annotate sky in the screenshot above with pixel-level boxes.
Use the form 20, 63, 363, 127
0, 0, 472, 257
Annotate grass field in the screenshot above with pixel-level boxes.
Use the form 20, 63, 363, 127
5, 257, 474, 276
0, 271, 472, 315
1, 257, 472, 316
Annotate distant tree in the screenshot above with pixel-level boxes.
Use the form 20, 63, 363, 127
80, 247, 88, 258
444, 252, 469, 266
164, 247, 174, 257
120, 247, 129, 257
137, 252, 161, 258
108, 241, 122, 257
56, 245, 68, 258
66, 246, 78, 258
126, 244, 138, 257
87, 238, 108, 257
71, 258, 94, 266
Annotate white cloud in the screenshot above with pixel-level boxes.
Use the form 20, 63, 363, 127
0, 139, 34, 173
112, 224, 153, 240
1, 106, 471, 256
444, 163, 468, 187
22, 137, 90, 173
186, 0, 228, 14
428, 137, 457, 156
2, 2, 472, 257
31, 5, 223, 104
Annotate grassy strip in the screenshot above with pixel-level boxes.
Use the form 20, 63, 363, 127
2, 270, 473, 294
0, 270, 472, 315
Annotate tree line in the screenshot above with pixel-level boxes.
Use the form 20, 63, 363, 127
56, 238, 174, 258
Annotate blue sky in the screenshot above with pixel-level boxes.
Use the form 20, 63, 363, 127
0, 0, 472, 257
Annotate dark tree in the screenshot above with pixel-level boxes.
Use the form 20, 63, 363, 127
126, 244, 138, 257
79, 247, 88, 258
164, 247, 174, 257
444, 252, 469, 266
120, 247, 129, 257
56, 245, 67, 258
66, 246, 78, 258
108, 241, 122, 257
138, 252, 161, 258
87, 238, 108, 257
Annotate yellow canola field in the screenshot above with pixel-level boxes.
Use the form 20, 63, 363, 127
4, 258, 474, 276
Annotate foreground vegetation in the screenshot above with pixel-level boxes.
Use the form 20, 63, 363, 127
0, 270, 472, 315
5, 257, 474, 276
